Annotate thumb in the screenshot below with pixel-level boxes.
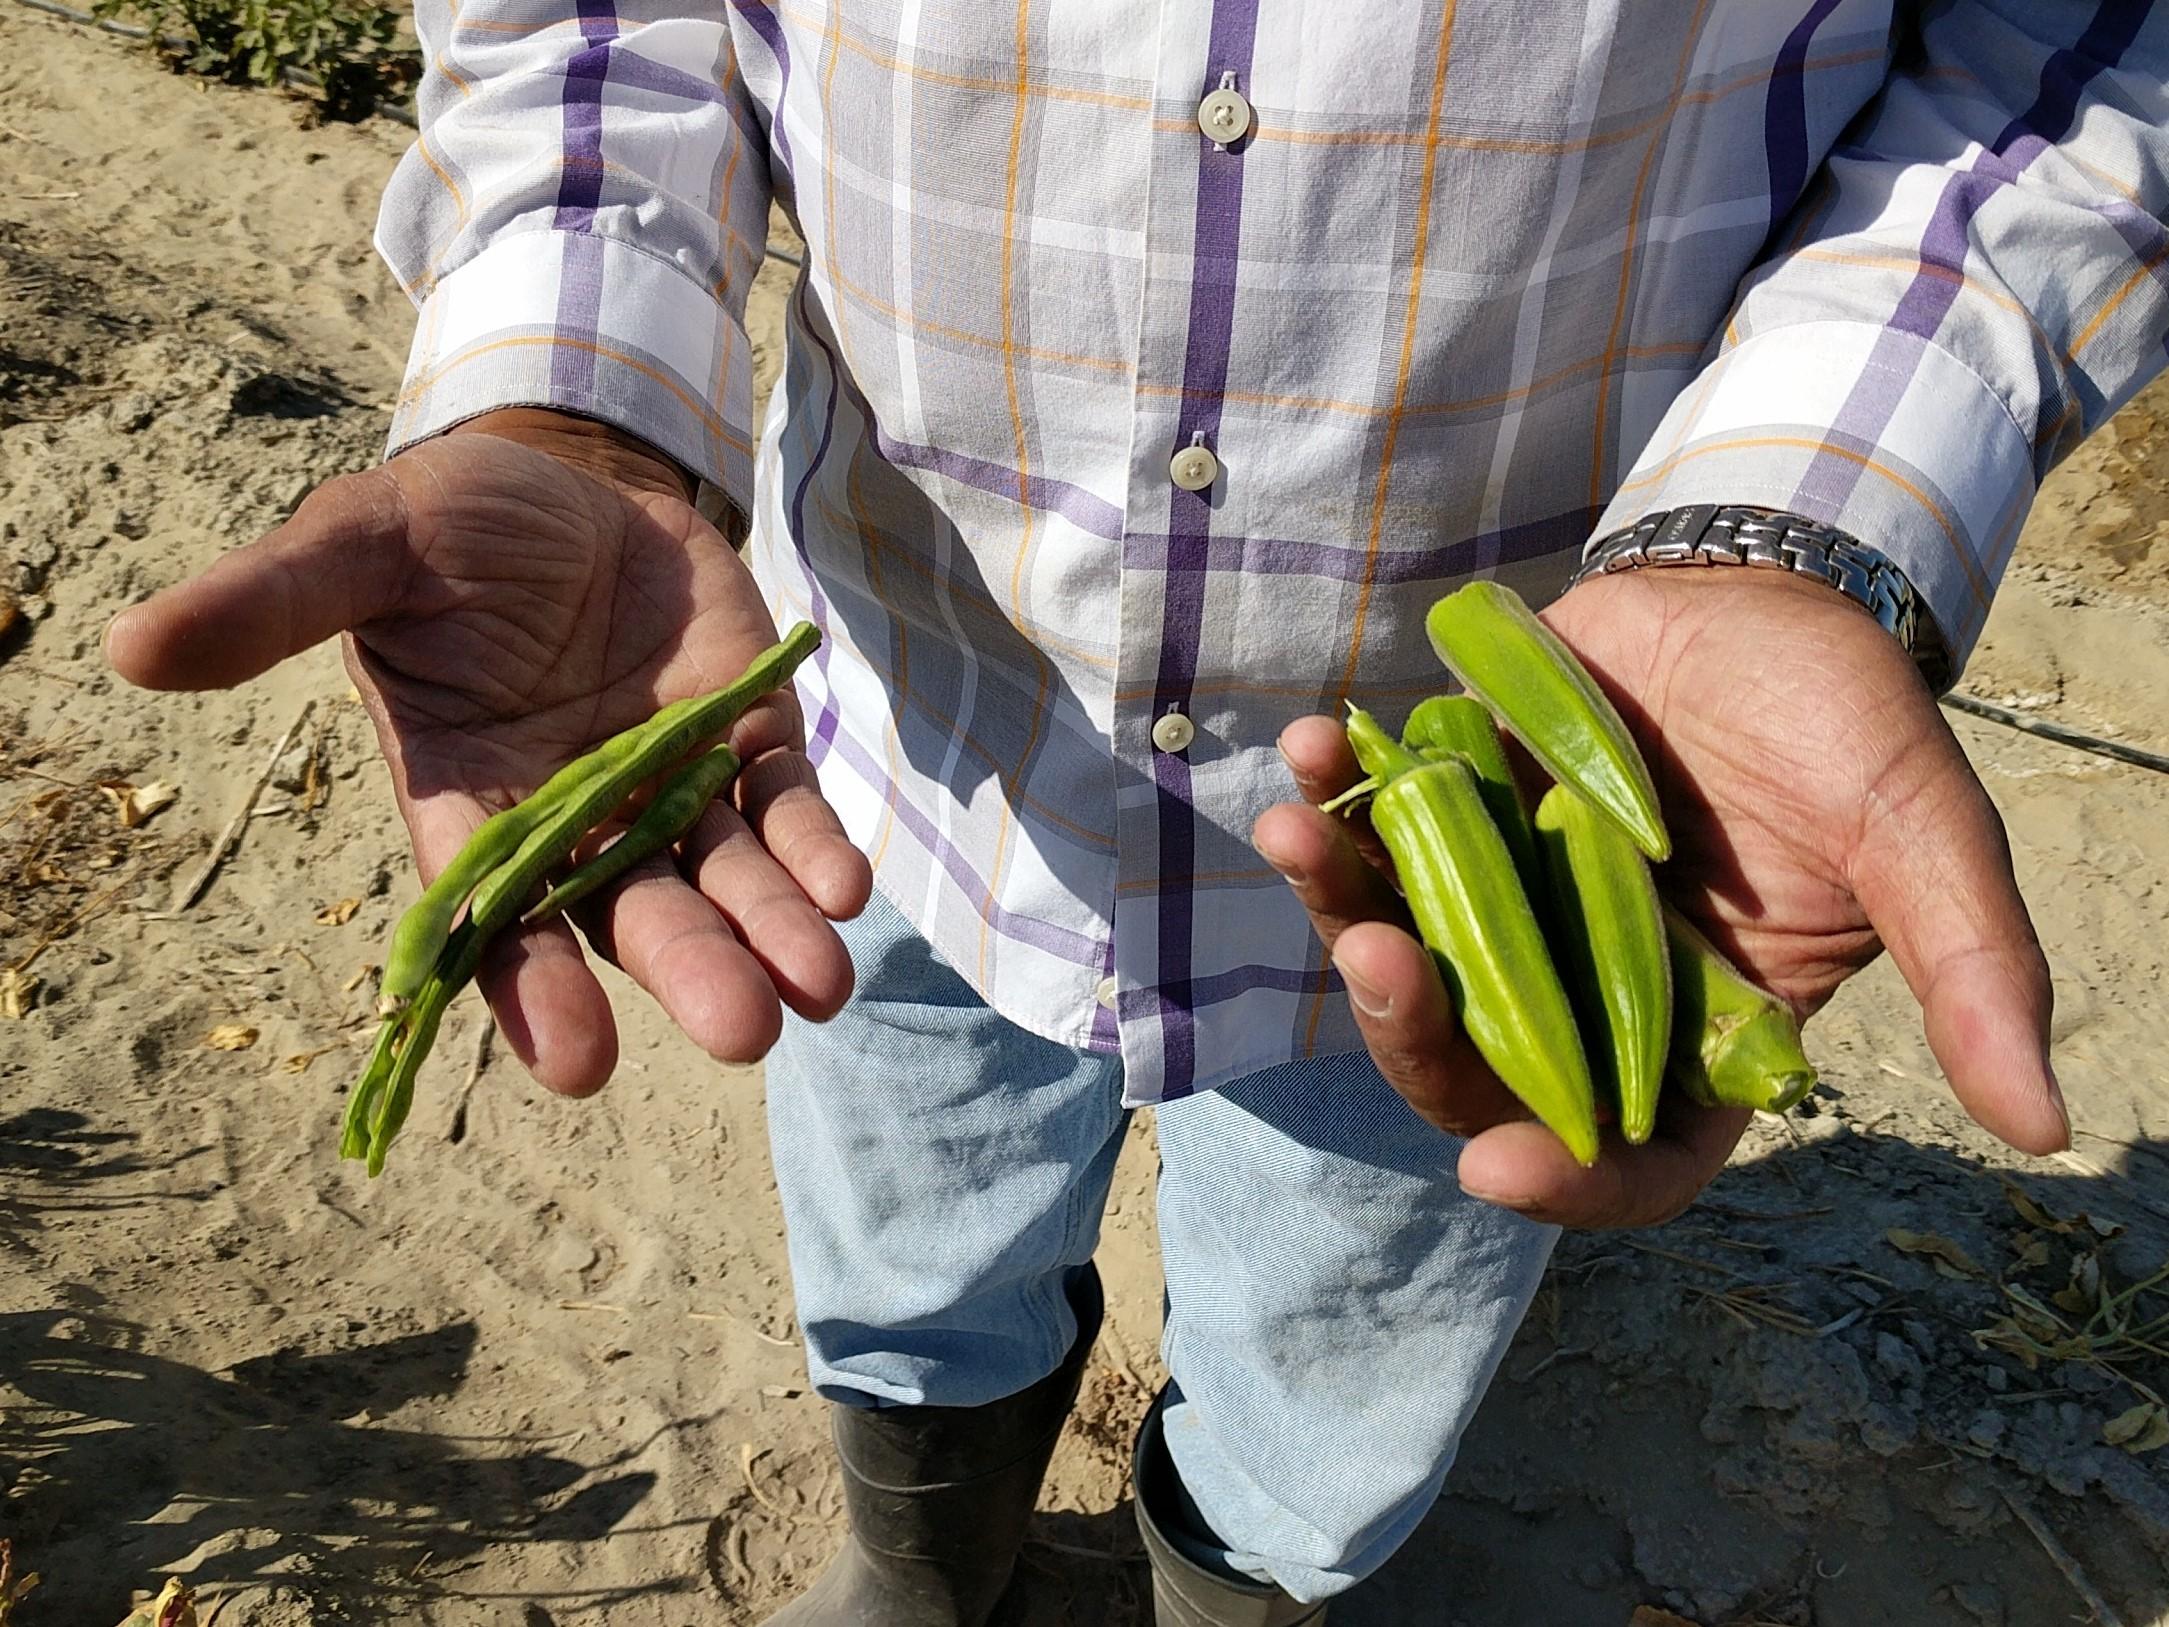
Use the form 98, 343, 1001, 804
1849, 724, 2067, 1155
105, 466, 414, 691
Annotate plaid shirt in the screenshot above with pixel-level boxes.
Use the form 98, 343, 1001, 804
379, 1, 2169, 1105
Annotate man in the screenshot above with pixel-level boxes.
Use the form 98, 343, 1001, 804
108, 2, 2167, 1621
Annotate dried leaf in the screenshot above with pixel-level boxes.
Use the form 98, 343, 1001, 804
315, 897, 360, 925
2103, 1402, 2169, 1454
2053, 1254, 2106, 1317
2012, 1233, 2053, 1271
2084, 1213, 2126, 1241
1886, 1227, 1986, 1281
203, 1024, 259, 1052
281, 1047, 334, 1075
340, 962, 376, 993
99, 780, 179, 829
0, 967, 35, 1020
2002, 1282, 2070, 1336
116, 1578, 198, 1627
2001, 1180, 2069, 1234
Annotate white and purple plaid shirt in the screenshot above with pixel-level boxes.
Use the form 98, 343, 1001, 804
379, 1, 2169, 1105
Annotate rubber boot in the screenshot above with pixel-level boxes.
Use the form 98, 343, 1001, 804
1132, 1389, 1327, 1627
762, 1263, 1104, 1626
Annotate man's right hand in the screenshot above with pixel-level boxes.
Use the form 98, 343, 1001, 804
105, 412, 872, 1095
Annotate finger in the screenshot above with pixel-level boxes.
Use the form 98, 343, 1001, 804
683, 795, 857, 1020
471, 913, 622, 1097
106, 467, 413, 691
1278, 714, 1365, 804
577, 857, 786, 1064
1849, 726, 2067, 1155
735, 746, 874, 923
1327, 920, 1527, 1139
1456, 1104, 1750, 1229
1254, 801, 1404, 950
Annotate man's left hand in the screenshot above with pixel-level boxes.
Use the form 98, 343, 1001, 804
1257, 567, 2067, 1230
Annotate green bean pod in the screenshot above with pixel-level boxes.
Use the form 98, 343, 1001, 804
1370, 758, 1600, 1166
1403, 694, 1539, 881
376, 737, 640, 1013
523, 743, 741, 924
348, 623, 819, 1174
375, 621, 820, 1012
1533, 784, 1671, 1144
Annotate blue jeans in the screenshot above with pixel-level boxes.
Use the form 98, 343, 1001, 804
764, 887, 1557, 1603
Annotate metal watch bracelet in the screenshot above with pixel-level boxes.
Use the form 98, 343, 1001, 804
1568, 504, 1954, 693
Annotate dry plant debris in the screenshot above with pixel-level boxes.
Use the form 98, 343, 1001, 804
0, 1541, 39, 1624
1963, 1180, 2169, 1452
1, 722, 178, 1010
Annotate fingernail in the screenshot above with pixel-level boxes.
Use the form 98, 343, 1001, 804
2045, 1055, 2072, 1150
1332, 950, 1391, 1020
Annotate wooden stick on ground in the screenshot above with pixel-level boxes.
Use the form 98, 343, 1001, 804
165, 700, 315, 912
446, 1014, 495, 1145
2001, 1490, 2127, 1627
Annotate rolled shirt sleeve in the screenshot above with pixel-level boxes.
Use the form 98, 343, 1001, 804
374, 0, 772, 511
1598, 1, 2169, 674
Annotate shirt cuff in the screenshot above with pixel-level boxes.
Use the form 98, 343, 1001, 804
384, 229, 757, 515
1596, 319, 2038, 676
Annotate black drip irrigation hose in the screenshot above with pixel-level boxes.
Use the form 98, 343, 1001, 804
1940, 692, 2169, 776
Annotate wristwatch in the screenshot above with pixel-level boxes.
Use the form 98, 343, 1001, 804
1569, 504, 1953, 693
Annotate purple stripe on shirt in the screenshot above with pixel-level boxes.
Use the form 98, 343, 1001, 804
1796, 0, 2149, 531
1120, 960, 1344, 1023
727, 0, 795, 176
1146, 0, 1262, 1099
1122, 506, 1598, 583
546, 0, 619, 407
817, 719, 1106, 967
787, 281, 847, 759
553, 0, 619, 232
872, 427, 1126, 541
1763, 0, 1844, 226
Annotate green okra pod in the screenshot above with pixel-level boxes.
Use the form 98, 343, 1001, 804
1533, 784, 1671, 1145
1370, 758, 1600, 1166
1403, 694, 1539, 882
1425, 581, 1670, 861
1663, 902, 1816, 1114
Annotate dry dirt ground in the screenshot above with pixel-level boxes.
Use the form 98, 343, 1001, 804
3, 12, 2167, 1626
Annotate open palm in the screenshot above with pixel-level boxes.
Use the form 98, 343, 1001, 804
1261, 567, 2066, 1229
107, 421, 870, 1094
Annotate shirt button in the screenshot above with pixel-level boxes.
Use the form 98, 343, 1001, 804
1151, 711, 1197, 753
1169, 444, 1219, 492
1095, 975, 1119, 1012
1197, 86, 1253, 144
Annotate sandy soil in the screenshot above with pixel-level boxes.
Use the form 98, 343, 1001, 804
3, 11, 2166, 1625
